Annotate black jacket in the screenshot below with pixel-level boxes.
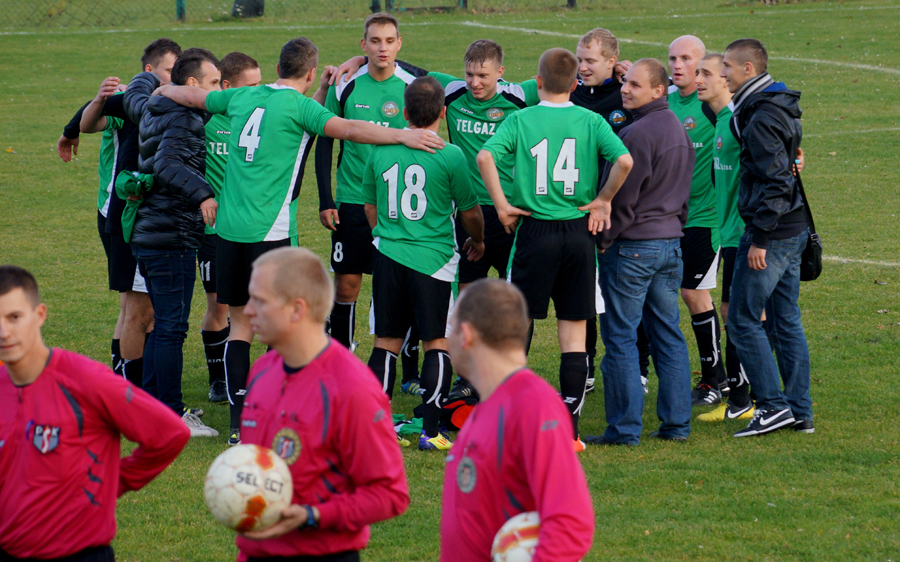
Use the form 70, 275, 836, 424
130, 84, 213, 250
570, 78, 633, 134
733, 83, 806, 247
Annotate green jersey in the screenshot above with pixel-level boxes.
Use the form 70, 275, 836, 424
429, 72, 539, 205
97, 114, 124, 217
713, 104, 743, 248
203, 112, 231, 235
362, 138, 477, 281
668, 87, 719, 230
482, 102, 629, 222
206, 85, 335, 243
324, 64, 417, 205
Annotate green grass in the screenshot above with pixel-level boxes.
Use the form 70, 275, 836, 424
2, 0, 899, 560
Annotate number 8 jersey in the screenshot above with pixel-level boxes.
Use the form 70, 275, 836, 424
206, 85, 336, 243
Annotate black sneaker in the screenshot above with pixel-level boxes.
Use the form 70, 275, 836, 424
733, 408, 795, 437
792, 419, 815, 433
648, 430, 687, 442
208, 380, 227, 403
583, 434, 636, 447
448, 378, 477, 401
691, 383, 722, 407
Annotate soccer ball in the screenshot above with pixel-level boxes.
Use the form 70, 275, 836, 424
491, 511, 540, 562
204, 444, 293, 532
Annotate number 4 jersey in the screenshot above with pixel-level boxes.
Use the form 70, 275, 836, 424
482, 101, 629, 221
205, 85, 335, 243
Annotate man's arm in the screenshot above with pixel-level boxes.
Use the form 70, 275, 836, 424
322, 117, 444, 153
458, 205, 485, 262
364, 203, 377, 230
578, 153, 633, 235
57, 101, 89, 162
81, 76, 120, 133
123, 72, 161, 124
153, 83, 211, 111
476, 149, 530, 233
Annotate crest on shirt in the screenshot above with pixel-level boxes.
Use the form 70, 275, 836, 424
272, 428, 301, 465
32, 425, 60, 454
487, 107, 504, 121
683, 116, 697, 131
716, 136, 724, 151
609, 110, 627, 126
382, 101, 400, 118
457, 456, 477, 494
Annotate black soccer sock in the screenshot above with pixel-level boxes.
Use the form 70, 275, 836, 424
724, 330, 751, 408
421, 349, 453, 438
691, 308, 726, 388
225, 340, 252, 430
400, 326, 420, 384
559, 352, 589, 439
368, 347, 398, 400
585, 316, 597, 380
202, 325, 230, 385
637, 321, 652, 379
111, 339, 122, 373
524, 321, 535, 356
121, 357, 144, 389
330, 301, 356, 349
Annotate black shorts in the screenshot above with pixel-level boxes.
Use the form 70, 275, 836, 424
246, 550, 359, 562
216, 237, 292, 306
98, 211, 146, 294
680, 226, 719, 290
371, 250, 452, 341
330, 203, 373, 275
720, 246, 738, 303
0, 545, 115, 562
197, 233, 218, 294
455, 205, 514, 284
508, 216, 596, 321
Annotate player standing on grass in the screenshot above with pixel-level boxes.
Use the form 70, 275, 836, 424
362, 76, 485, 450
477, 48, 632, 451
0, 265, 189, 561
235, 248, 409, 562
156, 37, 444, 446
441, 279, 594, 561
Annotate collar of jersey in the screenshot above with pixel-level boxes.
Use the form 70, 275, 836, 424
538, 101, 574, 108
266, 83, 295, 90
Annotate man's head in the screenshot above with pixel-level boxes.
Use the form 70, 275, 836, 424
403, 76, 445, 128
142, 38, 182, 85
277, 37, 319, 85
361, 12, 401, 72
537, 48, 579, 95
220, 51, 262, 90
668, 35, 706, 92
695, 54, 729, 104
722, 38, 768, 93
620, 58, 667, 110
171, 48, 221, 91
0, 266, 46, 367
576, 28, 619, 87
245, 248, 333, 347
447, 279, 530, 377
464, 39, 504, 101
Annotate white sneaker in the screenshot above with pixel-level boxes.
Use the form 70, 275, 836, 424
182, 411, 219, 437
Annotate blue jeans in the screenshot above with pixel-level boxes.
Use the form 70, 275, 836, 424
728, 230, 812, 420
132, 246, 196, 415
598, 239, 692, 444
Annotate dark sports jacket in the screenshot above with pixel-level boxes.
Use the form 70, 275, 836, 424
570, 78, 633, 134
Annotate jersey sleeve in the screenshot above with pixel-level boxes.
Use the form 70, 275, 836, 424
520, 79, 539, 106
103, 115, 124, 131
448, 149, 477, 211
324, 84, 342, 117
595, 113, 630, 162
428, 71, 460, 89
481, 112, 518, 161
299, 96, 337, 138
205, 88, 238, 115
361, 150, 378, 206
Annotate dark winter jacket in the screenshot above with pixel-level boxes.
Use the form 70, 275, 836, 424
130, 90, 214, 250
732, 81, 806, 247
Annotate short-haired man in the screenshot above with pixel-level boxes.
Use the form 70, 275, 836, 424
0, 265, 189, 560
722, 38, 812, 437
478, 48, 633, 450
157, 37, 443, 445
130, 47, 222, 436
668, 35, 729, 407
362, 76, 485, 450
236, 248, 409, 562
441, 279, 594, 561
584, 58, 694, 446
199, 51, 262, 404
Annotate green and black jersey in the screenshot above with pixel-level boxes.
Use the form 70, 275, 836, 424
713, 103, 743, 248
203, 112, 231, 236
668, 86, 719, 232
97, 114, 124, 218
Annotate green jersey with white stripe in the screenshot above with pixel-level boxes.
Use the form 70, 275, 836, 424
482, 102, 629, 222
203, 112, 231, 235
97, 105, 124, 218
713, 104, 743, 248
668, 87, 719, 230
206, 85, 335, 243
362, 139, 477, 281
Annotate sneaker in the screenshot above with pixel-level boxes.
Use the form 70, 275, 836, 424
640, 375, 649, 395
448, 378, 476, 401
183, 406, 205, 417
583, 434, 636, 447
793, 419, 815, 433
691, 383, 722, 407
227, 428, 241, 446
585, 377, 595, 393
182, 412, 219, 437
648, 430, 687, 442
208, 380, 227, 403
401, 378, 425, 396
696, 402, 755, 422
733, 408, 795, 438
573, 437, 586, 452
397, 433, 411, 447
418, 431, 452, 451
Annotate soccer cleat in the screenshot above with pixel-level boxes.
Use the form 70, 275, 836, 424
793, 419, 815, 433
691, 383, 722, 407
573, 437, 586, 452
184, 406, 205, 417
397, 433, 411, 447
585, 377, 595, 394
208, 380, 227, 403
648, 430, 687, 442
733, 408, 795, 437
182, 412, 219, 437
418, 431, 453, 451
696, 402, 755, 422
641, 375, 649, 395
401, 378, 425, 396
448, 378, 476, 401
227, 428, 241, 446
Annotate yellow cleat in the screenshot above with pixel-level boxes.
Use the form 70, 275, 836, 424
697, 402, 755, 422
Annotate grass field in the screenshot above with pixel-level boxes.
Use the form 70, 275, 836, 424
1, 0, 899, 560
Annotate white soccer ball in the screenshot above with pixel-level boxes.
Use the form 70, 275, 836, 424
204, 444, 293, 532
491, 511, 540, 562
